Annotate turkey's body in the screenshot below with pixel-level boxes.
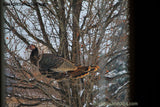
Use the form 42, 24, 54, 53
38, 54, 77, 72
27, 45, 99, 80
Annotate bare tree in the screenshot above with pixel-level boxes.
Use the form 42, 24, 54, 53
4, 0, 129, 106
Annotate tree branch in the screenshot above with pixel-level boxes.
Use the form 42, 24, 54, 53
4, 19, 30, 46
32, 0, 49, 43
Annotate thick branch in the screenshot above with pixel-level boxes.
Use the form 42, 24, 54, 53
32, 0, 49, 43
32, 0, 58, 55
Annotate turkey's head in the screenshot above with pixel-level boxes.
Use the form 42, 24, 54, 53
26, 44, 36, 50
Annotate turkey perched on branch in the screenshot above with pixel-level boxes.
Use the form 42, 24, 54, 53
26, 44, 99, 80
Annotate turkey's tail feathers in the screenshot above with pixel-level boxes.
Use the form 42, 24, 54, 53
68, 65, 99, 79
43, 65, 99, 80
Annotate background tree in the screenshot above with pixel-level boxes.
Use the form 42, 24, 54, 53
4, 0, 129, 106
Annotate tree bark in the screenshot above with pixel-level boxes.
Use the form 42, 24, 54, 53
56, 0, 69, 59
71, 1, 83, 107
71, 0, 82, 65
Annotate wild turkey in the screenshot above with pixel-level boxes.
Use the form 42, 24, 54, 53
26, 44, 99, 80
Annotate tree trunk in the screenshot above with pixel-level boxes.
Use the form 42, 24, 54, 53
71, 0, 82, 65
70, 1, 83, 107
57, 1, 83, 107
56, 0, 69, 59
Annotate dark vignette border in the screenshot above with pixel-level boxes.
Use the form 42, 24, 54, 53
129, 1, 156, 107
128, 0, 136, 103
0, 0, 5, 106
